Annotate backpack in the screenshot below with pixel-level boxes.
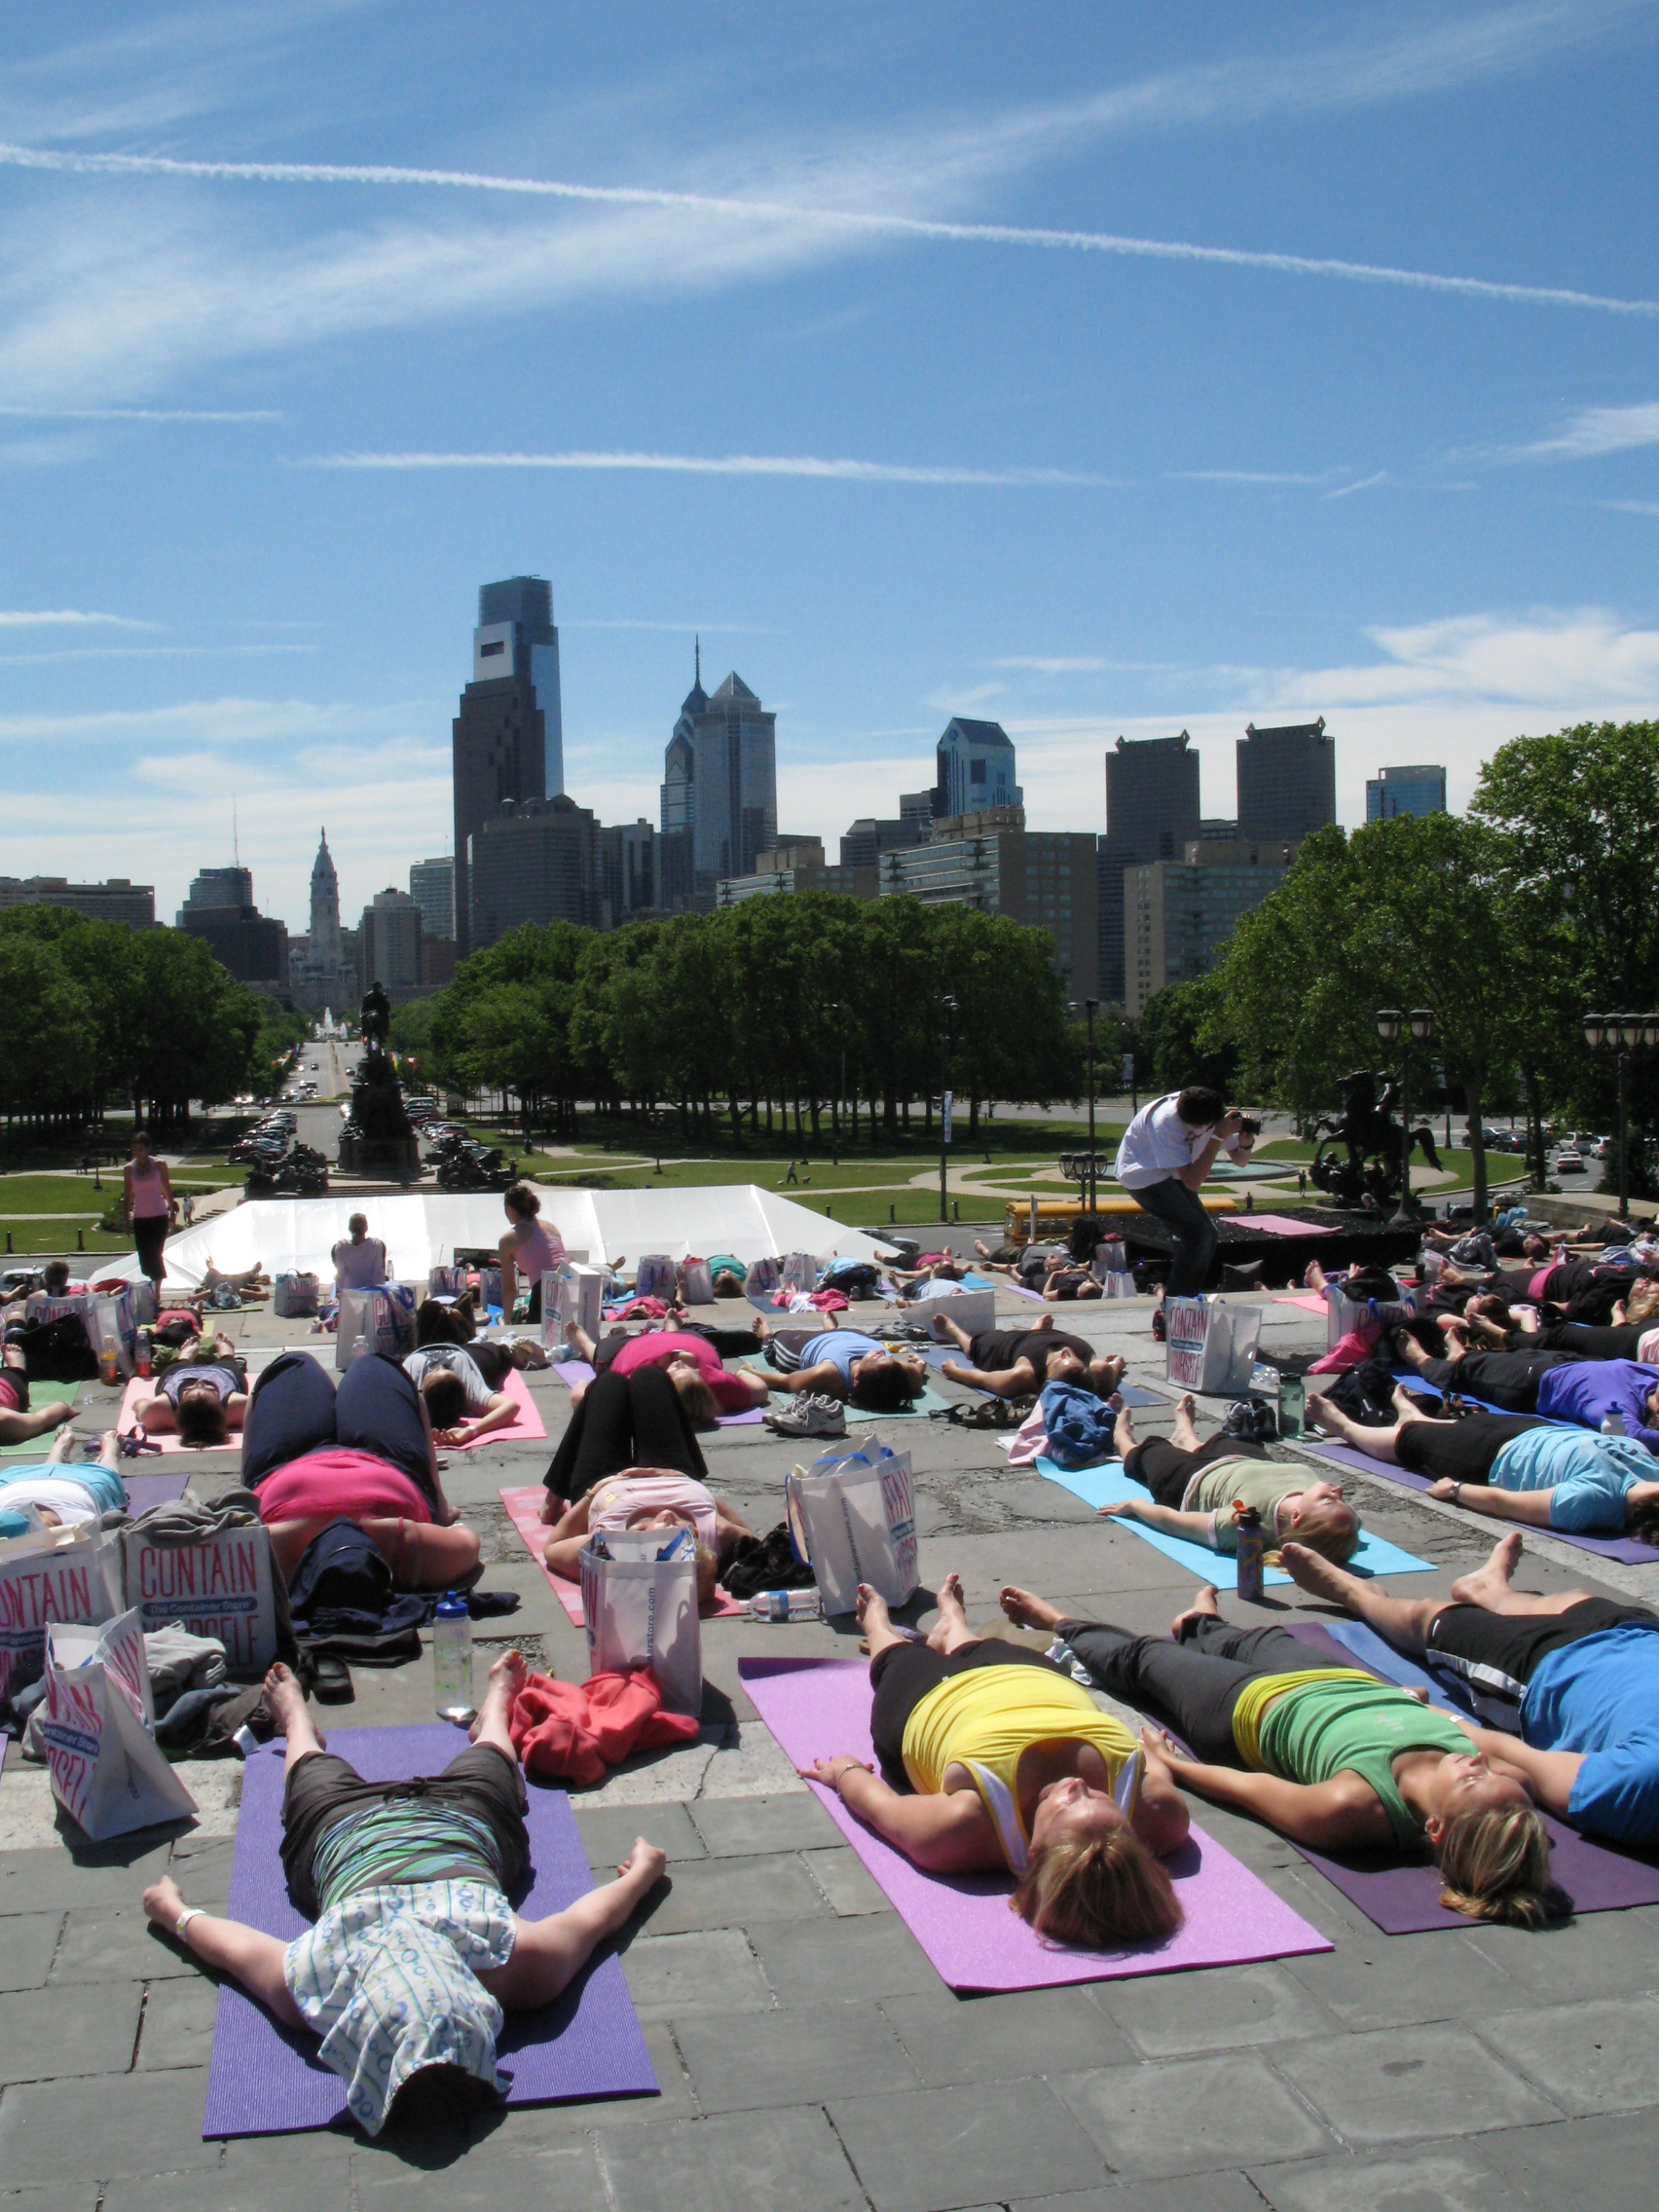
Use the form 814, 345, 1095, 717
17, 1315, 97, 1382
719, 1523, 819, 1601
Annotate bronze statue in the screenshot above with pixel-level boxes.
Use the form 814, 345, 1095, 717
360, 981, 392, 1053
1309, 1069, 1443, 1211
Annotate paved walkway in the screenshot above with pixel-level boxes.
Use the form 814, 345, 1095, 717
3, 1289, 1656, 2209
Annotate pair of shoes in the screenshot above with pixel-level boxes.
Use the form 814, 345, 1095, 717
1151, 1308, 1167, 1342
513, 1340, 551, 1369
764, 1394, 847, 1438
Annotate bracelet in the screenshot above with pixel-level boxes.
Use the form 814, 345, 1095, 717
1453, 1483, 1463, 1503
173, 1905, 203, 1939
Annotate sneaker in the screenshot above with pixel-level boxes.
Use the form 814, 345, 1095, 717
1151, 1307, 1167, 1343
764, 1394, 847, 1438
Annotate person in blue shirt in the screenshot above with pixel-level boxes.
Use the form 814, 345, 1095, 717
1396, 1332, 1659, 1450
753, 1320, 928, 1413
1282, 1532, 1659, 1846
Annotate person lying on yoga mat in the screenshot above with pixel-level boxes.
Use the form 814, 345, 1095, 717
1101, 1393, 1361, 1562
801, 1575, 1190, 1946
933, 1315, 1124, 1401
1282, 1532, 1659, 1845
1309, 1389, 1659, 1539
542, 1468, 754, 1608
563, 1319, 770, 1422
0, 1339, 75, 1448
998, 1582, 1558, 1926
242, 1349, 479, 1588
1394, 1327, 1659, 1447
751, 1319, 928, 1413
141, 1654, 667, 2139
0, 1426, 124, 1533
401, 1345, 521, 1449
129, 1345, 249, 1448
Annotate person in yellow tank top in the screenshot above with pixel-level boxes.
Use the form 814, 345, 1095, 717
797, 1573, 1191, 1949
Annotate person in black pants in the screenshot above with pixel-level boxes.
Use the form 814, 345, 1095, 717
243, 1349, 450, 1517
1112, 1088, 1255, 1299
935, 1318, 1124, 1400
1395, 1339, 1579, 1411
541, 1362, 708, 1512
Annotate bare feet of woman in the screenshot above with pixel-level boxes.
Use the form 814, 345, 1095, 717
469, 1648, 529, 1741
999, 1584, 1063, 1632
1391, 1384, 1430, 1424
1170, 1584, 1221, 1641
1278, 1541, 1357, 1606
925, 1571, 970, 1650
1450, 1531, 1527, 1608
1304, 1260, 1328, 1293
854, 1582, 892, 1639
262, 1662, 317, 1745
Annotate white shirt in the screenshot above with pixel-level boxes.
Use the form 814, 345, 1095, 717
333, 1237, 387, 1290
1114, 1094, 1239, 1191
402, 1346, 494, 1414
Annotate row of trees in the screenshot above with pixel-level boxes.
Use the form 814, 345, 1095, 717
394, 894, 1082, 1146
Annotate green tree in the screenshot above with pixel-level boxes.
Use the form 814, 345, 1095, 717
1139, 977, 1238, 1098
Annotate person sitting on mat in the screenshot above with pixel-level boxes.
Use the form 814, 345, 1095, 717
1308, 1389, 1659, 1541
140, 1654, 667, 2139
563, 1319, 769, 1422
241, 1349, 479, 1587
498, 1184, 565, 1323
0, 1339, 75, 1449
934, 1315, 1124, 1401
751, 1319, 928, 1414
997, 1581, 1559, 1926
1394, 1328, 1659, 1450
1101, 1391, 1361, 1562
0, 1426, 125, 1532
129, 1343, 249, 1448
401, 1345, 522, 1450
1281, 1531, 1659, 1845
332, 1214, 388, 1293
799, 1575, 1190, 1948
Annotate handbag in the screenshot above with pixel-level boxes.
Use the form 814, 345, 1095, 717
785, 1434, 918, 1617
273, 1272, 319, 1319
634, 1255, 677, 1302
40, 1606, 198, 1840
0, 1522, 126, 1708
1165, 1296, 1262, 1396
578, 1529, 703, 1716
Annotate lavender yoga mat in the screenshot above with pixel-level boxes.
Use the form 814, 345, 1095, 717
124, 1470, 191, 1512
738, 1655, 1329, 1991
1297, 1439, 1659, 1565
1279, 1622, 1659, 1931
201, 1723, 658, 2137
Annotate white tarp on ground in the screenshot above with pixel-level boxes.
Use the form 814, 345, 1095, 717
97, 1186, 902, 1290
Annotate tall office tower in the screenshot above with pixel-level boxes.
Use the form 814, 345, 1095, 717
839, 814, 928, 872
598, 819, 657, 928
358, 887, 424, 999
468, 796, 600, 951
180, 866, 253, 915
177, 866, 287, 986
1096, 731, 1203, 1006
1236, 717, 1336, 844
932, 719, 1021, 820
1366, 763, 1447, 822
1123, 839, 1293, 1016
658, 645, 777, 908
880, 816, 1098, 1001
409, 856, 456, 941
452, 586, 548, 955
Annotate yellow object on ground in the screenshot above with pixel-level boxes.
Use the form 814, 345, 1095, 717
1004, 1193, 1239, 1235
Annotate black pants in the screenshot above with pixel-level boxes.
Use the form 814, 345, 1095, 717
544, 1364, 707, 1504
243, 1350, 436, 1506
678, 1321, 763, 1357
1393, 1409, 1548, 1483
1128, 1178, 1218, 1298
1416, 1348, 1574, 1410
468, 1340, 514, 1391
1058, 1616, 1310, 1765
133, 1216, 168, 1285
1425, 1598, 1658, 1728
1125, 1433, 1270, 1508
867, 1637, 1064, 1787
1532, 1322, 1646, 1361
280, 1742, 529, 1920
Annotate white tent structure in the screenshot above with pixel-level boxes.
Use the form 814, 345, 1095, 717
101, 1187, 902, 1291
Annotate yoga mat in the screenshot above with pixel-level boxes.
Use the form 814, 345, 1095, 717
124, 1469, 191, 1512
0, 1397, 76, 1455
201, 1722, 658, 2136
1272, 1294, 1330, 1314
550, 1355, 763, 1426
499, 1488, 744, 1625
444, 1366, 546, 1449
116, 1375, 242, 1454
738, 1656, 1329, 1990
1296, 1441, 1659, 1565
1237, 1215, 1339, 1236
740, 1369, 950, 1419
1032, 1459, 1434, 1586
1277, 1622, 1659, 1931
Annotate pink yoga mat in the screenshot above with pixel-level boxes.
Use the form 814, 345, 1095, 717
499, 1487, 744, 1626
1241, 1215, 1338, 1236
116, 1375, 241, 1454
445, 1365, 546, 1448
1272, 1293, 1330, 1313
738, 1655, 1330, 1991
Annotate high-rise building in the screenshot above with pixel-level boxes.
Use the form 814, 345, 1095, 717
1124, 838, 1293, 1016
598, 819, 658, 929
468, 796, 600, 952
0, 877, 155, 927
838, 815, 929, 872
176, 866, 288, 986
718, 839, 878, 906
1097, 732, 1204, 1007
879, 808, 1098, 1000
309, 830, 342, 965
476, 575, 564, 797
658, 645, 777, 908
359, 887, 424, 1000
1366, 764, 1447, 822
181, 866, 253, 913
1236, 718, 1336, 844
452, 584, 549, 955
409, 856, 456, 942
933, 719, 1021, 820
288, 830, 358, 1011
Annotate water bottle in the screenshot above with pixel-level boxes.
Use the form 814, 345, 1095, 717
135, 1328, 153, 1380
1278, 1371, 1306, 1439
750, 1588, 823, 1622
1602, 1409, 1627, 1437
431, 1592, 474, 1718
1233, 1503, 1266, 1604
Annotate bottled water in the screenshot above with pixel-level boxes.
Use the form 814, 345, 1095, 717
1602, 1409, 1627, 1437
431, 1593, 474, 1718
750, 1589, 822, 1622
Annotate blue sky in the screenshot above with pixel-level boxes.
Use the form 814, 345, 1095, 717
0, 1, 1654, 930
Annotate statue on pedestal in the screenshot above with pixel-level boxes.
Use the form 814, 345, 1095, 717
1309, 1069, 1442, 1211
337, 983, 421, 1183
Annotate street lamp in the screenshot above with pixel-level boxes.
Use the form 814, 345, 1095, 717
825, 999, 848, 1162
1582, 1013, 1659, 1219
1375, 1007, 1435, 1225
1069, 997, 1100, 1213
939, 994, 958, 1226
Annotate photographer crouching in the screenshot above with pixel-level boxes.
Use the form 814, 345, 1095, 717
1114, 1087, 1259, 1305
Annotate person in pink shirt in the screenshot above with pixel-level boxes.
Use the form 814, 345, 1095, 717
562, 1320, 768, 1423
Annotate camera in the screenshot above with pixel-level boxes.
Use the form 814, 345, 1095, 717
1236, 1114, 1262, 1139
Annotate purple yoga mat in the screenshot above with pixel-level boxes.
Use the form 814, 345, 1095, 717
124, 1470, 191, 1511
1299, 1440, 1659, 1564
1280, 1622, 1659, 1931
738, 1656, 1329, 1991
201, 1723, 658, 2137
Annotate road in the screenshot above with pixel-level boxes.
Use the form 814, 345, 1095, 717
288, 1033, 362, 1164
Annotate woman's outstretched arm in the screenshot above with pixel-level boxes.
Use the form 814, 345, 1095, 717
799, 1758, 995, 1873
142, 1877, 306, 2029
1139, 1728, 1393, 1853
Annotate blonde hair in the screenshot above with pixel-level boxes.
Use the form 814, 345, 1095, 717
1289, 1493, 1362, 1563
669, 1366, 719, 1427
1625, 1278, 1659, 1325
1434, 1805, 1562, 1928
1010, 1827, 1184, 1949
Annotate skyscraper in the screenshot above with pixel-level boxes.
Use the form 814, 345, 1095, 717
1097, 732, 1204, 1006
476, 575, 564, 797
1236, 718, 1336, 844
452, 583, 550, 955
359, 887, 424, 999
177, 866, 287, 986
658, 645, 777, 908
409, 856, 456, 941
468, 796, 600, 951
1366, 764, 1447, 822
933, 719, 1021, 819
287, 830, 357, 1011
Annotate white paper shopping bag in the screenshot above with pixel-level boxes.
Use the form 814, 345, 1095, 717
1165, 1297, 1262, 1394
543, 1264, 602, 1350
786, 1433, 918, 1616
578, 1530, 703, 1716
41, 1607, 198, 1839
634, 1255, 677, 1302
122, 1520, 278, 1672
0, 1523, 126, 1709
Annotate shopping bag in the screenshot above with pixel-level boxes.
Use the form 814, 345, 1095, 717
273, 1272, 319, 1319
40, 1607, 197, 1839
634, 1254, 677, 1302
578, 1530, 702, 1717
542, 1264, 603, 1350
780, 1251, 818, 1294
336, 1284, 417, 1368
1327, 1289, 1371, 1351
785, 1433, 918, 1617
479, 1267, 503, 1311
122, 1519, 279, 1672
679, 1257, 715, 1307
744, 1257, 781, 1297
922, 1286, 995, 1340
0, 1523, 126, 1708
428, 1264, 465, 1297
1165, 1296, 1262, 1395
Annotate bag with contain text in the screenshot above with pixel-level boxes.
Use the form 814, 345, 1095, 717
679, 1257, 715, 1308
780, 1251, 818, 1295
1164, 1296, 1262, 1396
40, 1606, 197, 1840
0, 1522, 126, 1711
123, 1509, 280, 1674
634, 1255, 677, 1303
578, 1529, 703, 1717
786, 1433, 918, 1617
336, 1283, 417, 1368
744, 1257, 781, 1298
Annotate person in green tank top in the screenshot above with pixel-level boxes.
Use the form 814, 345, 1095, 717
1102, 1394, 1362, 1560
997, 1580, 1561, 1927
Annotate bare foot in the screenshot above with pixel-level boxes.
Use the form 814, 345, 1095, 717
1307, 1395, 1341, 1436
1170, 1585, 1221, 1641
1391, 1385, 1431, 1424
1450, 1531, 1526, 1608
468, 1646, 529, 1740
926, 1571, 970, 1651
1305, 1261, 1328, 1293
262, 1662, 317, 1744
999, 1584, 1063, 1632
142, 1874, 189, 1936
1279, 1541, 1357, 1608
854, 1582, 892, 1638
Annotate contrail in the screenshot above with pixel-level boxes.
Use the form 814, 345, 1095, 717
296, 450, 1114, 486
0, 140, 1650, 318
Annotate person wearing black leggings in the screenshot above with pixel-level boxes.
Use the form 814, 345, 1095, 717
1397, 1342, 1579, 1412
542, 1363, 708, 1510
243, 1350, 446, 1513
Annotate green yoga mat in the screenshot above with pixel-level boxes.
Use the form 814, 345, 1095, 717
0, 1398, 76, 1456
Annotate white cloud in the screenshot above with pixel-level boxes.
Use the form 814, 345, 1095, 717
1324, 470, 1389, 499
0, 642, 313, 667
0, 403, 278, 423
0, 608, 156, 629
1603, 498, 1659, 515
0, 693, 415, 744
1177, 469, 1332, 486
1518, 400, 1659, 460
297, 449, 1112, 487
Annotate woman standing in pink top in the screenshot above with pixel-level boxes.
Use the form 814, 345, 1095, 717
498, 1184, 565, 1321
123, 1127, 175, 1292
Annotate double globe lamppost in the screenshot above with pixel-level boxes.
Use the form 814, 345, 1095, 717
1581, 1014, 1659, 1221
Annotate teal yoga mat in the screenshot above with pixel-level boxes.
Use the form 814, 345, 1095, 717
1033, 1456, 1435, 1585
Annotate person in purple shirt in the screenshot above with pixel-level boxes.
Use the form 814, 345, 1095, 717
1396, 1334, 1659, 1452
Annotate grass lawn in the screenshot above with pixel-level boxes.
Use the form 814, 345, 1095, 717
0, 1223, 132, 1255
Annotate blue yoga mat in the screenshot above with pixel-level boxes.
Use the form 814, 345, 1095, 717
1033, 1457, 1435, 1586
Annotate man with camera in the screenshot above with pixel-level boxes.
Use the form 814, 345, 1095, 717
1114, 1087, 1258, 1301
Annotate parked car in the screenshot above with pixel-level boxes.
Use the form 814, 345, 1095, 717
1553, 1152, 1587, 1174
1591, 1135, 1613, 1160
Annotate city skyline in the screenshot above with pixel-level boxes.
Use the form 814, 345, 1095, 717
0, 5, 1653, 926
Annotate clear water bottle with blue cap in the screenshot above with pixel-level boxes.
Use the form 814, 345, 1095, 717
432, 1592, 474, 1719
